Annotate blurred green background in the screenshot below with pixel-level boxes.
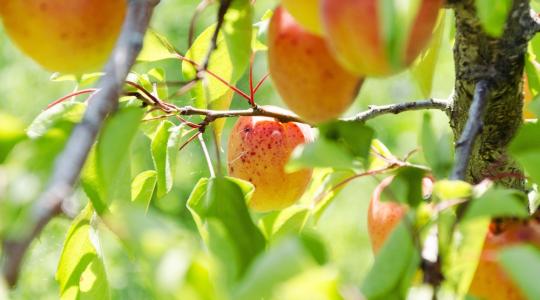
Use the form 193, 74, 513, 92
0, 0, 455, 299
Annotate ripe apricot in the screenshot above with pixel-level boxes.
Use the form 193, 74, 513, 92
227, 112, 313, 212
282, 0, 323, 35
0, 0, 126, 74
321, 0, 443, 76
268, 6, 361, 124
468, 222, 540, 300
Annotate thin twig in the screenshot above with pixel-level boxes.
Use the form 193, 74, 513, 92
1, 0, 159, 287
450, 80, 491, 180
343, 98, 450, 123
198, 134, 216, 177
200, 0, 232, 72
188, 0, 212, 48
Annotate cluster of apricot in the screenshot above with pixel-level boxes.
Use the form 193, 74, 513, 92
370, 177, 540, 300
228, 0, 443, 213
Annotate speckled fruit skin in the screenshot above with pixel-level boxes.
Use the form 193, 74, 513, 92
0, 0, 126, 74
468, 222, 540, 300
321, 0, 443, 76
367, 176, 433, 253
227, 113, 313, 212
282, 0, 323, 35
268, 7, 361, 124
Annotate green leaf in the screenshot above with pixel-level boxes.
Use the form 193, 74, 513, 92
310, 169, 356, 223
56, 204, 110, 300
0, 112, 25, 163
27, 102, 86, 139
525, 51, 540, 99
509, 121, 540, 185
259, 206, 310, 241
233, 233, 327, 300
475, 0, 511, 37
433, 180, 472, 200
444, 217, 490, 298
288, 138, 357, 171
81, 107, 143, 214
499, 245, 540, 300
182, 0, 252, 108
131, 170, 157, 211
420, 113, 453, 179
319, 121, 375, 166
463, 188, 529, 221
361, 218, 419, 299
272, 267, 342, 300
382, 166, 427, 207
151, 121, 182, 199
412, 11, 446, 97
209, 89, 234, 147
288, 121, 374, 171
137, 29, 178, 62
379, 0, 422, 70
0, 278, 7, 300
187, 177, 265, 281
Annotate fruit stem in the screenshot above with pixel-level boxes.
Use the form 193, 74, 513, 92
249, 53, 255, 106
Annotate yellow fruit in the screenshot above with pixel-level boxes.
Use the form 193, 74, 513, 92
0, 0, 126, 74
227, 111, 313, 212
282, 0, 323, 35
321, 0, 443, 76
268, 6, 361, 124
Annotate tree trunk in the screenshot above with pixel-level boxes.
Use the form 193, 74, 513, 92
449, 0, 536, 189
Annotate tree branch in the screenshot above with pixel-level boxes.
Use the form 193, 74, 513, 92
343, 98, 450, 123
523, 8, 540, 40
179, 105, 305, 124
451, 80, 491, 180
1, 0, 159, 287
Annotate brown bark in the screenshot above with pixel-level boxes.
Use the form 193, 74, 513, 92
449, 0, 538, 189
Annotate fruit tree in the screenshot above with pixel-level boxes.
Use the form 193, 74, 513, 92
1, 0, 540, 299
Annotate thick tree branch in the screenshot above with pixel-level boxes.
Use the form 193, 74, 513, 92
1, 0, 159, 287
343, 99, 450, 123
450, 0, 528, 189
451, 80, 490, 180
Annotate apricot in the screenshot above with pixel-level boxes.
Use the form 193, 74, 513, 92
282, 0, 323, 35
0, 0, 126, 74
227, 111, 313, 212
321, 0, 443, 76
368, 176, 536, 299
468, 222, 540, 300
268, 7, 362, 124
367, 176, 433, 254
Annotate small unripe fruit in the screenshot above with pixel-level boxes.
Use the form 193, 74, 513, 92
367, 176, 433, 253
282, 0, 323, 35
227, 111, 313, 212
0, 0, 126, 74
321, 0, 443, 76
268, 7, 362, 124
